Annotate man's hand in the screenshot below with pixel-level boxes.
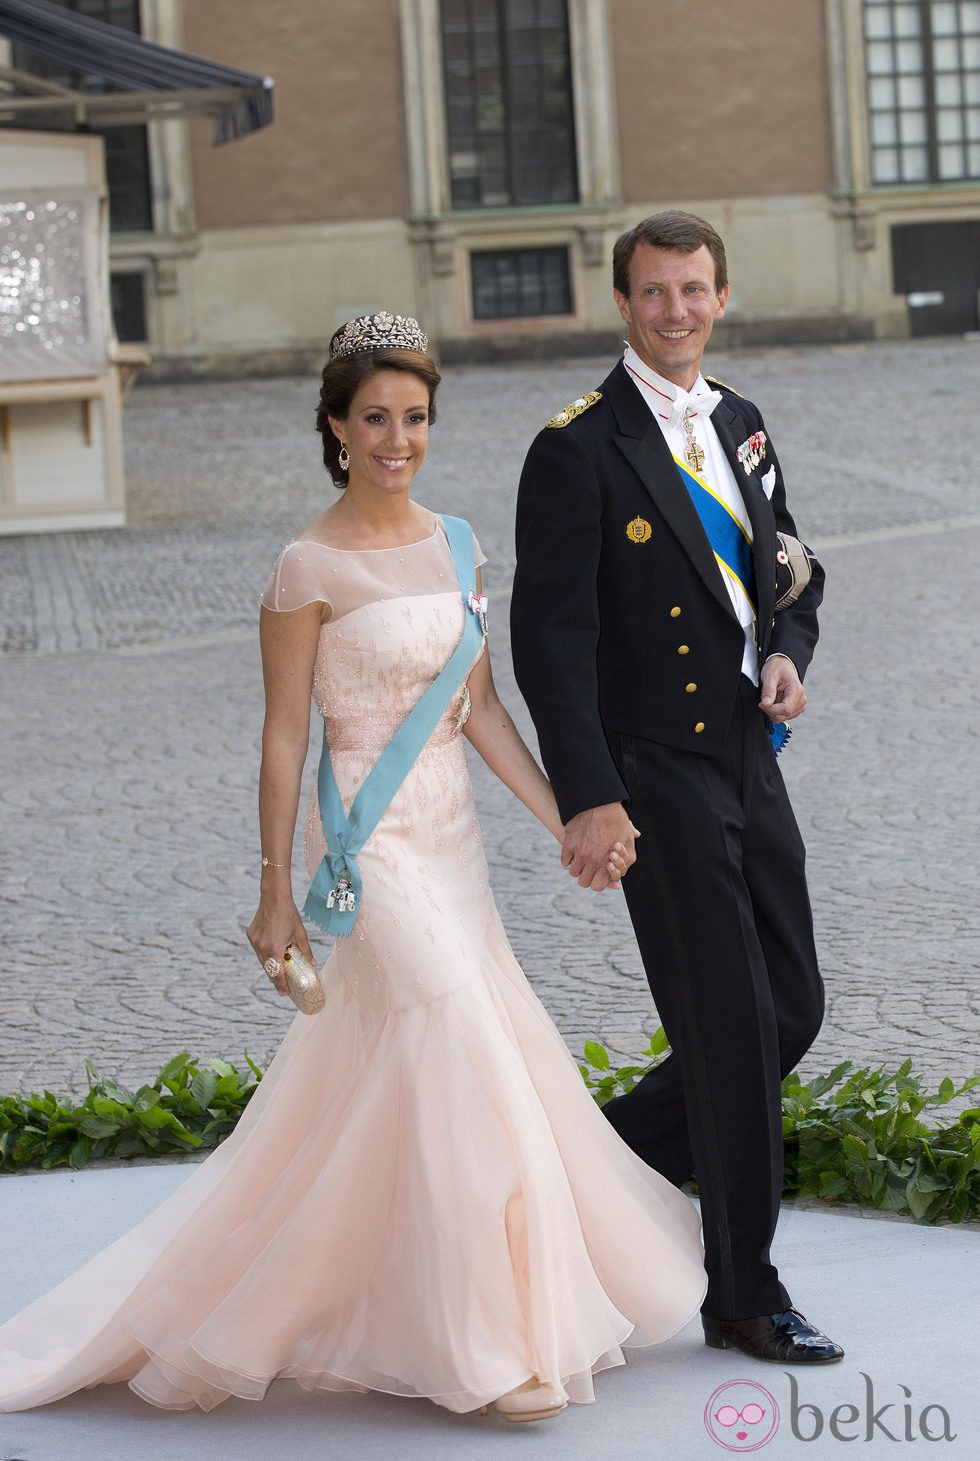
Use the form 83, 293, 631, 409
561, 803, 638, 891
760, 654, 807, 722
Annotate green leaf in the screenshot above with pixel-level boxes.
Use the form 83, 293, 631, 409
818, 1174, 850, 1198
645, 1026, 670, 1058
69, 1136, 93, 1170
78, 1115, 123, 1139
243, 1049, 264, 1082
205, 1058, 236, 1079
582, 1040, 610, 1072
802, 1062, 854, 1098
156, 1052, 194, 1094
189, 1070, 218, 1110
133, 1106, 198, 1140
906, 1183, 938, 1222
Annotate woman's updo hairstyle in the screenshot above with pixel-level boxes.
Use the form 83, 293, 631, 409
315, 312, 441, 488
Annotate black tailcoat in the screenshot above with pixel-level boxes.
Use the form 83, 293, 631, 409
511, 359, 824, 824
511, 359, 826, 1320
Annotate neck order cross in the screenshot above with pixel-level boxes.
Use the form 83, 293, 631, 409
682, 409, 706, 474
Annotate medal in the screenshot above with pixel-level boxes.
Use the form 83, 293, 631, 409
682, 409, 705, 475
467, 590, 488, 636
736, 430, 767, 474
326, 871, 356, 913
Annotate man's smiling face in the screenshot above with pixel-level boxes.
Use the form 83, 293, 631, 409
614, 241, 729, 390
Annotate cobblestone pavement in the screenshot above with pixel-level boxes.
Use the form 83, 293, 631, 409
1, 339, 978, 1115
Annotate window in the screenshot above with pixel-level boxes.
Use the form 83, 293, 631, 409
865, 0, 980, 182
12, 0, 153, 231
471, 246, 572, 317
441, 0, 578, 208
110, 271, 148, 342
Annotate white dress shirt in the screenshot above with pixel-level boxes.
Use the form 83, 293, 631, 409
623, 346, 759, 684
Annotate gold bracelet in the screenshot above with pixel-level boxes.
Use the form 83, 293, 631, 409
261, 856, 290, 870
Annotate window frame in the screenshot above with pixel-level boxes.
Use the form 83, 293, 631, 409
399, 0, 619, 216
440, 0, 579, 211
470, 243, 573, 319
862, 0, 980, 186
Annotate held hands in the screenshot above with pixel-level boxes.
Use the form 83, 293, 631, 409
246, 894, 316, 997
760, 653, 807, 723
561, 802, 639, 892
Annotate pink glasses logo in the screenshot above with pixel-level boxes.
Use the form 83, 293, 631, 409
704, 1379, 780, 1451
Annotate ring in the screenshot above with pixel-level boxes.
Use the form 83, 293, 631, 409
263, 957, 281, 977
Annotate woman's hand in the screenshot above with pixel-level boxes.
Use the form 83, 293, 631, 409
605, 839, 634, 888
247, 895, 316, 997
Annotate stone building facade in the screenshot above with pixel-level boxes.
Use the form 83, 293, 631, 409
14, 0, 978, 369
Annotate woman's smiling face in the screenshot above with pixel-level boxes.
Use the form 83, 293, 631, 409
329, 369, 431, 496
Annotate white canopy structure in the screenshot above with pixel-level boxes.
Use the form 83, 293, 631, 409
0, 0, 275, 534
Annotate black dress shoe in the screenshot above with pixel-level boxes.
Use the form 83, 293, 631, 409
703, 1309, 844, 1364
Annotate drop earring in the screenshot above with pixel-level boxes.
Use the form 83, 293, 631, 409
338, 442, 350, 471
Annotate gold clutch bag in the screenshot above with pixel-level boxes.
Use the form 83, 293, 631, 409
282, 945, 325, 1016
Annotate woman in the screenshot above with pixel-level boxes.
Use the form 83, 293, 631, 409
0, 313, 706, 1424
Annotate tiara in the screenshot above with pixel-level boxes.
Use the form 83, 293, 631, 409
329, 310, 429, 359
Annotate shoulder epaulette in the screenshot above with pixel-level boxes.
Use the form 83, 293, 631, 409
546, 390, 602, 429
704, 375, 744, 399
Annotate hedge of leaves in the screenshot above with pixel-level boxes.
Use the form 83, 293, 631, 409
2, 1037, 977, 1225
0, 1053, 261, 1173
580, 1031, 980, 1225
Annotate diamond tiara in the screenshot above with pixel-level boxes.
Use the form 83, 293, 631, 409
329, 310, 429, 360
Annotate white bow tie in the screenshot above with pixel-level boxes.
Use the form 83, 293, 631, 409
667, 389, 723, 428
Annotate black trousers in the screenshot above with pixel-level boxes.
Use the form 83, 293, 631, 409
604, 677, 824, 1320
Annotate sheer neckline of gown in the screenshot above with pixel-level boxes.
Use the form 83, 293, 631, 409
293, 523, 440, 555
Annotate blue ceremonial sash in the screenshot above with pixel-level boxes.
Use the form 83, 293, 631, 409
673, 454, 790, 753
672, 453, 756, 614
302, 515, 485, 936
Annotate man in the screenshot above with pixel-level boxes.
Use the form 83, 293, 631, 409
510, 211, 842, 1364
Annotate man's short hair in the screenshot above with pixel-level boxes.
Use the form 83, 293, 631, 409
613, 210, 729, 296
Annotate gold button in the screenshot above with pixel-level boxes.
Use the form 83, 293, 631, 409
670, 606, 682, 618
685, 682, 698, 693
694, 722, 705, 733
677, 644, 690, 655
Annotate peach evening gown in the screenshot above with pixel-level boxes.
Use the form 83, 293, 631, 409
0, 520, 706, 1416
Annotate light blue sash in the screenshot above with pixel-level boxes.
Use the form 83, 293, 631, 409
302, 515, 485, 935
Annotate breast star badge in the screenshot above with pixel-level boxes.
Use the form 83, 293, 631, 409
626, 517, 652, 543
